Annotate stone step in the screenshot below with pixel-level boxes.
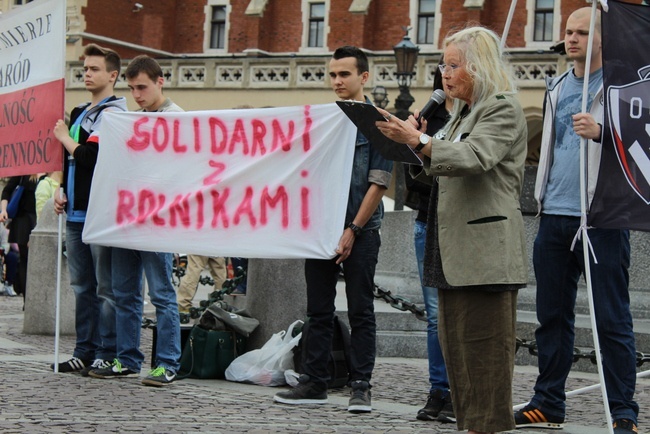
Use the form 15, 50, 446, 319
335, 288, 650, 372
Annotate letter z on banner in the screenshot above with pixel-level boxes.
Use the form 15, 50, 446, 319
0, 0, 65, 176
82, 103, 357, 259
589, 0, 650, 231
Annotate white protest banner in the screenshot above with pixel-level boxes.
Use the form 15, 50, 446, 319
0, 0, 65, 176
83, 103, 357, 259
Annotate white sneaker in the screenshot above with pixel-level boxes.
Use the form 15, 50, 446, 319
4, 284, 16, 297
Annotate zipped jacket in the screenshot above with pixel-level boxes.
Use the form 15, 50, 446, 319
534, 69, 604, 215
62, 96, 128, 212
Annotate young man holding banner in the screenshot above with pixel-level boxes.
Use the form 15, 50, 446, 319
515, 8, 639, 433
88, 55, 182, 387
52, 44, 128, 373
274, 46, 393, 413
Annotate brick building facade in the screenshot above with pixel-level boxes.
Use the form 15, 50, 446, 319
0, 0, 598, 167
71, 0, 590, 56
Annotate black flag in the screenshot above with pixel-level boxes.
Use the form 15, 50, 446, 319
588, 0, 650, 231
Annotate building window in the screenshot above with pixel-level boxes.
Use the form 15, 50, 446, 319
13, 0, 34, 4
417, 0, 436, 45
308, 3, 325, 47
533, 0, 553, 42
209, 6, 227, 49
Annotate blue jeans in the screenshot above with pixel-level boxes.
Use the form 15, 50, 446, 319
304, 229, 380, 386
112, 248, 181, 373
66, 221, 116, 361
414, 219, 449, 393
532, 215, 638, 423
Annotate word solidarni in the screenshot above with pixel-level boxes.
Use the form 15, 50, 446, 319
116, 184, 311, 231
125, 107, 314, 157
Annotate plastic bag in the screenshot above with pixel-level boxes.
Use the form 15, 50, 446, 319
225, 320, 303, 386
284, 369, 300, 387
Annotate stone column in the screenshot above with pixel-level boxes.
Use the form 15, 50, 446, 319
23, 199, 75, 335
374, 210, 422, 302
235, 258, 307, 350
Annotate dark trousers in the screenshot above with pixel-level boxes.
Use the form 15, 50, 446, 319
531, 214, 638, 423
4, 250, 18, 285
15, 243, 28, 296
303, 229, 380, 386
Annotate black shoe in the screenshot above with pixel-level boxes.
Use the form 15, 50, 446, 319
50, 357, 92, 373
417, 389, 447, 421
88, 359, 138, 379
613, 418, 638, 433
80, 359, 112, 377
348, 380, 372, 413
142, 366, 176, 387
436, 392, 456, 423
514, 404, 564, 429
273, 375, 328, 405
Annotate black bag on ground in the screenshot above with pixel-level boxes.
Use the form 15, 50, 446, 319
293, 314, 351, 389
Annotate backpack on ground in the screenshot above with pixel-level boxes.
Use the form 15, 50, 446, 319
293, 314, 351, 389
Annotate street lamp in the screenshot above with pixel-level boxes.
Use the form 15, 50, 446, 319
371, 85, 389, 109
392, 27, 419, 211
393, 26, 419, 121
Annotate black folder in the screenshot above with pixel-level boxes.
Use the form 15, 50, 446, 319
336, 100, 422, 165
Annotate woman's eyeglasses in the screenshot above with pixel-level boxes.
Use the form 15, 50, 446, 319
438, 64, 462, 75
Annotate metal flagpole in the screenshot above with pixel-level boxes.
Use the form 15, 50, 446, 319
53, 0, 68, 376
577, 3, 614, 433
501, 0, 518, 49
53, 188, 64, 374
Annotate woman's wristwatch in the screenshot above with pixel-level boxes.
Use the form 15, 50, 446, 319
414, 133, 430, 152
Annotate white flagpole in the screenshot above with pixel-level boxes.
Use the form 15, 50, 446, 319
501, 0, 518, 49
53, 0, 68, 375
579, 3, 614, 433
53, 188, 64, 374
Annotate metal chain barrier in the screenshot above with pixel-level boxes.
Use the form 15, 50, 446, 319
371, 284, 650, 367
373, 283, 427, 322
171, 254, 187, 288
516, 337, 650, 367
141, 265, 247, 329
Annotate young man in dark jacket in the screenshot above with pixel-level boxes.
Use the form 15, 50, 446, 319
274, 46, 392, 413
52, 44, 127, 374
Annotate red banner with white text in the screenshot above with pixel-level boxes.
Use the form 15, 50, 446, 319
0, 0, 65, 177
0, 0, 66, 177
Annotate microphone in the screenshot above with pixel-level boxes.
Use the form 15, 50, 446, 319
416, 89, 446, 126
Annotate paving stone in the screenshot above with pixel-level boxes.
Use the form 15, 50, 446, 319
1, 295, 647, 433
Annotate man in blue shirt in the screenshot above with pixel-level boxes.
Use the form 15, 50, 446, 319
515, 8, 639, 434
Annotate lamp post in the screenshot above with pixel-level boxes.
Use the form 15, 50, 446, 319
371, 85, 389, 109
392, 27, 419, 211
393, 27, 419, 121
